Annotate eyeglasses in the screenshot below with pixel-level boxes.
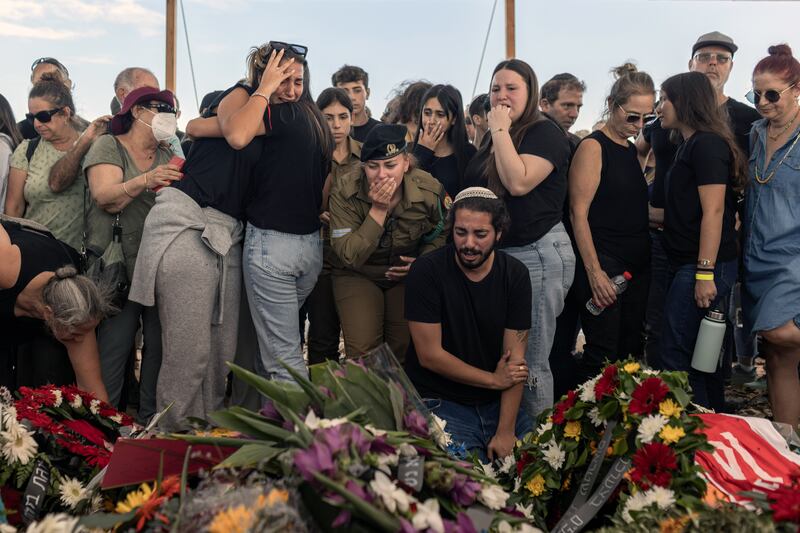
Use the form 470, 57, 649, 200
693, 52, 732, 65
618, 104, 656, 125
25, 107, 64, 123
141, 102, 177, 114
379, 217, 397, 248
30, 57, 69, 77
268, 41, 308, 58
746, 84, 796, 105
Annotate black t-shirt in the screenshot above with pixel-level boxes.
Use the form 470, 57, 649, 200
464, 119, 571, 247
412, 143, 477, 198
584, 131, 650, 273
351, 117, 381, 143
642, 118, 680, 210
404, 245, 532, 405
725, 98, 760, 158
174, 84, 264, 220
662, 131, 737, 266
246, 102, 330, 234
17, 119, 37, 140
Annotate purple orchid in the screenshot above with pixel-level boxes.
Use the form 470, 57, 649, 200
259, 400, 282, 421
403, 409, 430, 437
293, 441, 336, 482
345, 479, 371, 502
331, 510, 351, 528
369, 435, 397, 455
317, 426, 348, 456
399, 518, 417, 533
450, 474, 481, 507
443, 513, 478, 533
348, 425, 371, 456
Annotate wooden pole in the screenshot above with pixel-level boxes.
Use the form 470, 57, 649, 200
166, 0, 176, 92
505, 0, 515, 59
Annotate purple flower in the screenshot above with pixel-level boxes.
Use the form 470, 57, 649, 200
403, 409, 430, 437
319, 385, 335, 399
317, 426, 347, 456
348, 425, 371, 455
259, 400, 282, 422
332, 510, 351, 528
399, 518, 417, 533
370, 435, 396, 455
345, 479, 371, 502
450, 474, 480, 506
294, 441, 335, 482
443, 513, 478, 533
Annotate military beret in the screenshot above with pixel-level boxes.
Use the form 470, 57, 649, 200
360, 124, 408, 162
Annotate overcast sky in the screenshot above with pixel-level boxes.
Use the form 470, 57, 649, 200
3, 0, 799, 132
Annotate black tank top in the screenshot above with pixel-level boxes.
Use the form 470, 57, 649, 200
584, 130, 650, 272
0, 220, 80, 322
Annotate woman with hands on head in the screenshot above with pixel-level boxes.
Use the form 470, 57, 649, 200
656, 72, 746, 410
569, 64, 655, 381
463, 59, 574, 420
82, 87, 182, 422
412, 84, 476, 198
329, 124, 447, 361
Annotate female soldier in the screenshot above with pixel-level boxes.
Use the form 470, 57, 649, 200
329, 124, 446, 361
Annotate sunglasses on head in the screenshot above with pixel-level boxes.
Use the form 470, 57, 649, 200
30, 57, 69, 76
268, 41, 308, 58
618, 104, 656, 125
693, 52, 732, 65
746, 83, 796, 105
140, 102, 177, 114
26, 107, 64, 124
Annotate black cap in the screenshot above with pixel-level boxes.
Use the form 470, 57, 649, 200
692, 31, 738, 57
360, 124, 408, 162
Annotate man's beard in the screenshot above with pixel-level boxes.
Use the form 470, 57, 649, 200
456, 241, 496, 270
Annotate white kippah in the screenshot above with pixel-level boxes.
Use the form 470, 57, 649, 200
453, 187, 499, 203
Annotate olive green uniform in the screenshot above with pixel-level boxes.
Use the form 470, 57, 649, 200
329, 167, 447, 360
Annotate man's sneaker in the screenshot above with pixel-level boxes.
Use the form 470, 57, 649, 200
731, 363, 757, 386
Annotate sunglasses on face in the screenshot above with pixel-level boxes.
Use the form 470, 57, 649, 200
141, 102, 177, 114
268, 41, 308, 58
26, 107, 64, 124
693, 52, 732, 65
618, 104, 656, 125
746, 83, 796, 105
30, 57, 69, 76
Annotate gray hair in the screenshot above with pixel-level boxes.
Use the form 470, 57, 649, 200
113, 67, 157, 92
41, 266, 116, 335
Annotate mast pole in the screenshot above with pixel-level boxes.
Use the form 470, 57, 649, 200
166, 0, 177, 92
505, 0, 515, 58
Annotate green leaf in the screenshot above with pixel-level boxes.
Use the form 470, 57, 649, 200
217, 443, 282, 468
227, 362, 311, 413
387, 380, 405, 431
598, 400, 619, 420
672, 387, 690, 408
78, 511, 137, 529
169, 434, 263, 447
208, 409, 294, 443
277, 358, 328, 408
271, 403, 313, 446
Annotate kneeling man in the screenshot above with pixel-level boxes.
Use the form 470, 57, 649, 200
404, 187, 532, 461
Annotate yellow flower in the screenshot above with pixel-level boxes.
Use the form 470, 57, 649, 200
526, 474, 546, 497
659, 399, 683, 418
115, 483, 154, 513
659, 425, 686, 444
208, 504, 255, 533
562, 475, 571, 491
623, 362, 641, 374
265, 489, 289, 507
564, 421, 581, 440
660, 515, 691, 533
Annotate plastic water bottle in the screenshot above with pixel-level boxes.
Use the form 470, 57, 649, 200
586, 271, 633, 315
691, 309, 727, 373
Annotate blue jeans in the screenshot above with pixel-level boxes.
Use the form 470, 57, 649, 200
660, 260, 736, 410
503, 223, 575, 420
243, 226, 322, 381
422, 398, 531, 463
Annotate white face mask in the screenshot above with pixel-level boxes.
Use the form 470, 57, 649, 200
138, 108, 177, 141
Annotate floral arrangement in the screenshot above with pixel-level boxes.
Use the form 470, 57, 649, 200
0, 385, 134, 526
497, 359, 712, 530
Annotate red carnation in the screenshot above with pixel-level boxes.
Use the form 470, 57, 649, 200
629, 442, 677, 490
552, 390, 578, 425
628, 377, 670, 415
594, 365, 619, 400
517, 451, 532, 477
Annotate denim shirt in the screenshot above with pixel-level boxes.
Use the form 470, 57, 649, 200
743, 118, 800, 333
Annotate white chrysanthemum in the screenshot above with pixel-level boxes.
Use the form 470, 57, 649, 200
641, 368, 660, 376
0, 405, 17, 426
578, 376, 600, 403
478, 483, 509, 510
542, 440, 566, 471
535, 420, 552, 437
498, 454, 516, 475
647, 486, 676, 509
52, 389, 63, 407
479, 462, 496, 479
621, 490, 651, 523
25, 513, 80, 533
588, 407, 605, 427
621, 486, 676, 523
89, 399, 101, 415
0, 425, 37, 465
59, 477, 87, 510
398, 443, 418, 457
90, 493, 104, 513
411, 498, 444, 533
637, 414, 668, 444
70, 393, 82, 409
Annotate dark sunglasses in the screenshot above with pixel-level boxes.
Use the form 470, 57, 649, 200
140, 102, 177, 114
268, 41, 308, 58
379, 217, 397, 248
746, 83, 796, 105
26, 107, 64, 123
618, 104, 655, 125
30, 57, 69, 77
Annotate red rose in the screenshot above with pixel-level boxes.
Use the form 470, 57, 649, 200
517, 451, 532, 477
552, 390, 578, 425
594, 365, 619, 401
629, 442, 677, 490
629, 377, 670, 415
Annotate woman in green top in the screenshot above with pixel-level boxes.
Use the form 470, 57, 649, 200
5, 76, 105, 251
83, 87, 183, 422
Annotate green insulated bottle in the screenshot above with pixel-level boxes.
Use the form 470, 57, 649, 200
691, 309, 726, 373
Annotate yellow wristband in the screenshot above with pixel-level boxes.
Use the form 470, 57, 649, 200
695, 272, 714, 281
